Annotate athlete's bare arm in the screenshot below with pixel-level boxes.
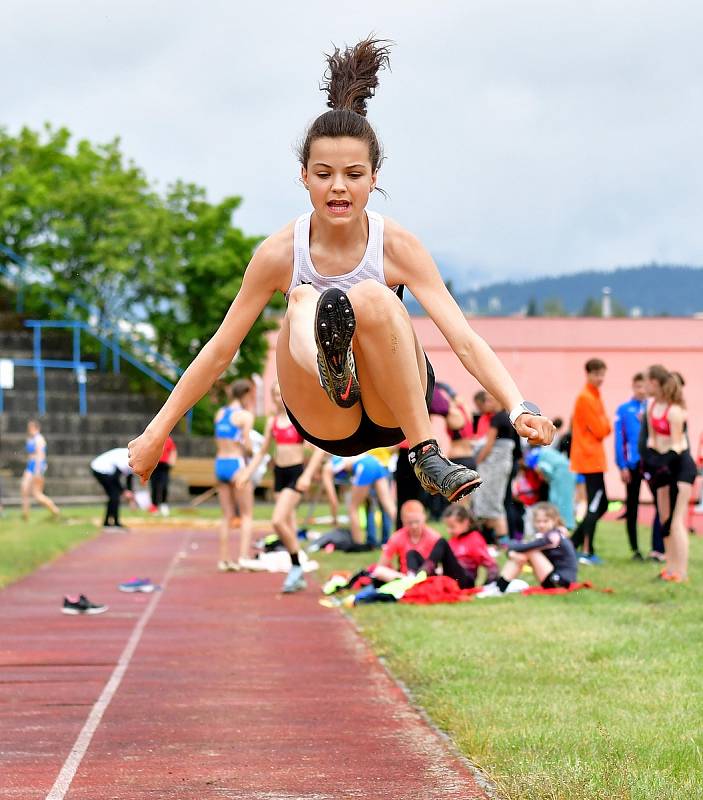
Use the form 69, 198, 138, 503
128, 226, 294, 481
383, 220, 554, 445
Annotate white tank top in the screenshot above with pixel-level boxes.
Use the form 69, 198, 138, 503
286, 209, 398, 300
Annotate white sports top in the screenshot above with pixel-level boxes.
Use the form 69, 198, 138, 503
285, 209, 399, 300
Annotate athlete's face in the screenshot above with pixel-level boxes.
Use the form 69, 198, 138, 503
646, 377, 663, 399
445, 516, 470, 537
401, 508, 426, 538
533, 510, 556, 534
302, 137, 377, 223
632, 379, 647, 401
587, 369, 606, 389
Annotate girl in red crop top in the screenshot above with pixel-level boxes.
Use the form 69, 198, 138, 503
272, 417, 305, 445
644, 364, 695, 583
237, 382, 326, 593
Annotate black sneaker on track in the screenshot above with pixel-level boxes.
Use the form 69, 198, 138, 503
408, 440, 482, 502
62, 594, 108, 615
314, 288, 360, 408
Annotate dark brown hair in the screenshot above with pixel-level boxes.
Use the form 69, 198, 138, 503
442, 503, 476, 529
227, 379, 253, 402
647, 364, 685, 407
585, 358, 606, 373
298, 36, 392, 175
632, 372, 645, 382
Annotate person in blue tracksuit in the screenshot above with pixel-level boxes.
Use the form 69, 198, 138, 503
614, 373, 647, 558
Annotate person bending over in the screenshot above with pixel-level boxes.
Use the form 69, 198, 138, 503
127, 37, 554, 507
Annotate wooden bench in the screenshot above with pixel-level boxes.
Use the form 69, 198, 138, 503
171, 457, 274, 503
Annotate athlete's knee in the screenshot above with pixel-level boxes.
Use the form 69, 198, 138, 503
288, 283, 319, 309
348, 279, 395, 302
349, 281, 404, 329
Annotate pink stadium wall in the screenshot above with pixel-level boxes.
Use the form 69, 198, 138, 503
262, 318, 703, 500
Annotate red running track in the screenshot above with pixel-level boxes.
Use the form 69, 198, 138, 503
0, 528, 491, 799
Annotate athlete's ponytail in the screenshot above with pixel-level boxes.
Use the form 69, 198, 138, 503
298, 36, 392, 174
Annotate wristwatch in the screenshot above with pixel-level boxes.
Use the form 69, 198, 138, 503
509, 401, 541, 426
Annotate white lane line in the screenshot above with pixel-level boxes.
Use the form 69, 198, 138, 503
45, 533, 191, 800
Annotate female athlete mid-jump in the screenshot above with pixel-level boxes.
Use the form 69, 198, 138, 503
128, 37, 554, 497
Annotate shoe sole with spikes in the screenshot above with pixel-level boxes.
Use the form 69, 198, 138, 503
314, 288, 361, 408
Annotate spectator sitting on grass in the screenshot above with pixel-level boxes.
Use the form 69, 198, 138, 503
483, 502, 578, 595
374, 500, 488, 590
373, 500, 440, 582
442, 504, 498, 586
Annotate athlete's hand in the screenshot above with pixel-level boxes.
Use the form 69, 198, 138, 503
295, 474, 312, 494
514, 414, 555, 446
235, 470, 252, 489
127, 429, 165, 484
620, 468, 631, 484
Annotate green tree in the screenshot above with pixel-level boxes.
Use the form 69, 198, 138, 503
580, 296, 602, 317
151, 180, 281, 379
0, 125, 274, 382
526, 297, 540, 317
542, 297, 567, 317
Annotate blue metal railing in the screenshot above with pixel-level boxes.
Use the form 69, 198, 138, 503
0, 245, 193, 430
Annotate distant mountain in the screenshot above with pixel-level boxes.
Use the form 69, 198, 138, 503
407, 264, 703, 316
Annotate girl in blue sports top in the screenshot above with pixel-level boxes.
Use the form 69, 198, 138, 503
214, 379, 254, 572
21, 419, 60, 520
128, 37, 554, 500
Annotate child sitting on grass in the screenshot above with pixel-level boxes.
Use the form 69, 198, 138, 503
484, 501, 578, 595
442, 504, 498, 586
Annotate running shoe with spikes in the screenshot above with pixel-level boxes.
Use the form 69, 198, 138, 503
408, 439, 482, 502
314, 288, 360, 408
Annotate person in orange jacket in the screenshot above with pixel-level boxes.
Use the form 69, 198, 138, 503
570, 358, 612, 563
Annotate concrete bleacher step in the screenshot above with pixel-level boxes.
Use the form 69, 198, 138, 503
10, 368, 145, 393
0, 412, 157, 435
1, 327, 213, 505
1, 391, 159, 415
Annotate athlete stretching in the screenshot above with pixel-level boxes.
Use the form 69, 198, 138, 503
128, 37, 554, 505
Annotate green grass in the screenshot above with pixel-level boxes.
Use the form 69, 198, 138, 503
314, 522, 703, 800
0, 501, 281, 588
0, 506, 103, 588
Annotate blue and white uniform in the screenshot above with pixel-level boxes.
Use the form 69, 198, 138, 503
214, 407, 244, 483
25, 434, 47, 476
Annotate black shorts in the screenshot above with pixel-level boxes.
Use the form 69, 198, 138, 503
541, 570, 573, 589
674, 450, 698, 485
274, 463, 304, 493
643, 447, 697, 489
283, 355, 436, 457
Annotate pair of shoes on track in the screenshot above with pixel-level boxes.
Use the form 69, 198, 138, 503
314, 288, 481, 503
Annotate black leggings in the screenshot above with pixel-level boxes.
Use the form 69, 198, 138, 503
624, 469, 642, 553
150, 462, 171, 506
93, 468, 123, 526
571, 472, 608, 554
406, 539, 476, 589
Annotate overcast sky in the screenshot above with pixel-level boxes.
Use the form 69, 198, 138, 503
3, 0, 702, 288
